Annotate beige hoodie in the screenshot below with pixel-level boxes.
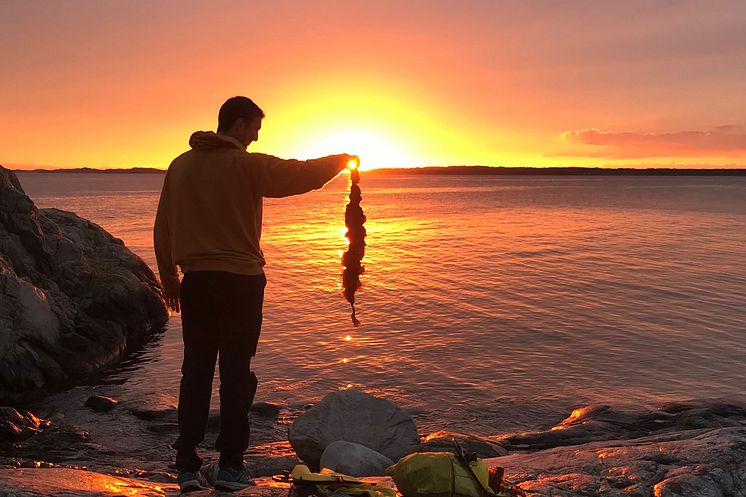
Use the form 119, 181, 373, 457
154, 131, 349, 296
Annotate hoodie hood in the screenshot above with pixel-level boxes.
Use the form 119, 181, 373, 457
189, 131, 246, 151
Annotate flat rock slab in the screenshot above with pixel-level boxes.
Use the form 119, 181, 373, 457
0, 467, 174, 496
486, 427, 746, 496
0, 469, 393, 497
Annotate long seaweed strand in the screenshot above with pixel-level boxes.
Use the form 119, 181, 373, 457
342, 164, 366, 326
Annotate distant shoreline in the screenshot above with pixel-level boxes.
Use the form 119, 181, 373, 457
370, 166, 746, 176
11, 165, 746, 176
13, 167, 165, 174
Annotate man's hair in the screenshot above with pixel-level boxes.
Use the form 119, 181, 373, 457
217, 96, 265, 133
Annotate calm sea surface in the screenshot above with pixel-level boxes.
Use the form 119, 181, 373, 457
16, 171, 746, 438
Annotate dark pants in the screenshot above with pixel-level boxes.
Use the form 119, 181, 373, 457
172, 270, 266, 472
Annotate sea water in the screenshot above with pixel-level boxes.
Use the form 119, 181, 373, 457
16, 171, 746, 441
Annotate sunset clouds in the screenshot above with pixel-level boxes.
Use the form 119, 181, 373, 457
559, 126, 746, 159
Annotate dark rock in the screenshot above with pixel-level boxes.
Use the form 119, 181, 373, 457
3, 422, 94, 464
498, 400, 746, 452
248, 455, 303, 477
0, 166, 169, 399
0, 407, 44, 443
288, 389, 421, 469
251, 402, 281, 417
421, 430, 507, 458
130, 406, 176, 421
141, 470, 175, 483
145, 423, 178, 434
84, 395, 118, 413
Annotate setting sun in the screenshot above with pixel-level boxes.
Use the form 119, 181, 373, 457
270, 124, 419, 171
305, 129, 409, 171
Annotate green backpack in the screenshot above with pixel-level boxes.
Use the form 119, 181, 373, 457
388, 442, 525, 497
389, 452, 492, 497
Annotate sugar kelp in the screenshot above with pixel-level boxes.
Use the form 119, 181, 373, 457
342, 159, 366, 326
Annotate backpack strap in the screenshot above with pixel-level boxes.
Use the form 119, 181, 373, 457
452, 441, 496, 497
452, 441, 528, 497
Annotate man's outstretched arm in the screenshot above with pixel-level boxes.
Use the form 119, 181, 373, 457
248, 153, 356, 198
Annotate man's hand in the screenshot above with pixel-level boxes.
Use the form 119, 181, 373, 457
344, 155, 360, 171
160, 277, 181, 314
166, 296, 181, 314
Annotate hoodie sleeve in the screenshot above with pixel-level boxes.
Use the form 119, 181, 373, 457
153, 172, 180, 297
246, 153, 349, 198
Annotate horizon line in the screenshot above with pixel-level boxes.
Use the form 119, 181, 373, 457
5, 164, 746, 176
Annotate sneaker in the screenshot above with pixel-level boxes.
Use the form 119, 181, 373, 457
199, 462, 219, 487
177, 470, 206, 493
214, 465, 255, 491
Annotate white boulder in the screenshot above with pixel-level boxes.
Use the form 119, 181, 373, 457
320, 440, 394, 476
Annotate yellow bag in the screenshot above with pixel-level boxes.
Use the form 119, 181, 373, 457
388, 452, 493, 497
286, 465, 398, 497
290, 464, 363, 484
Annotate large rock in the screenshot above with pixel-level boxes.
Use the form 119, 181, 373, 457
498, 400, 746, 452
0, 166, 168, 398
288, 389, 421, 469
488, 427, 746, 497
320, 440, 394, 476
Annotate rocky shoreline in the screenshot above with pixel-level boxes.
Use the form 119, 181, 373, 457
1, 393, 745, 496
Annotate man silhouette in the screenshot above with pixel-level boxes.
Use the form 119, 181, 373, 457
154, 96, 356, 493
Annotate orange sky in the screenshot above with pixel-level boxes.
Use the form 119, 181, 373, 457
2, 1, 746, 170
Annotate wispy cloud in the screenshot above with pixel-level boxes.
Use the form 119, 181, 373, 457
556, 126, 746, 158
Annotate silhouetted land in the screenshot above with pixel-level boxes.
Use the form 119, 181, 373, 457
16, 167, 164, 174
368, 166, 746, 176
12, 165, 746, 176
